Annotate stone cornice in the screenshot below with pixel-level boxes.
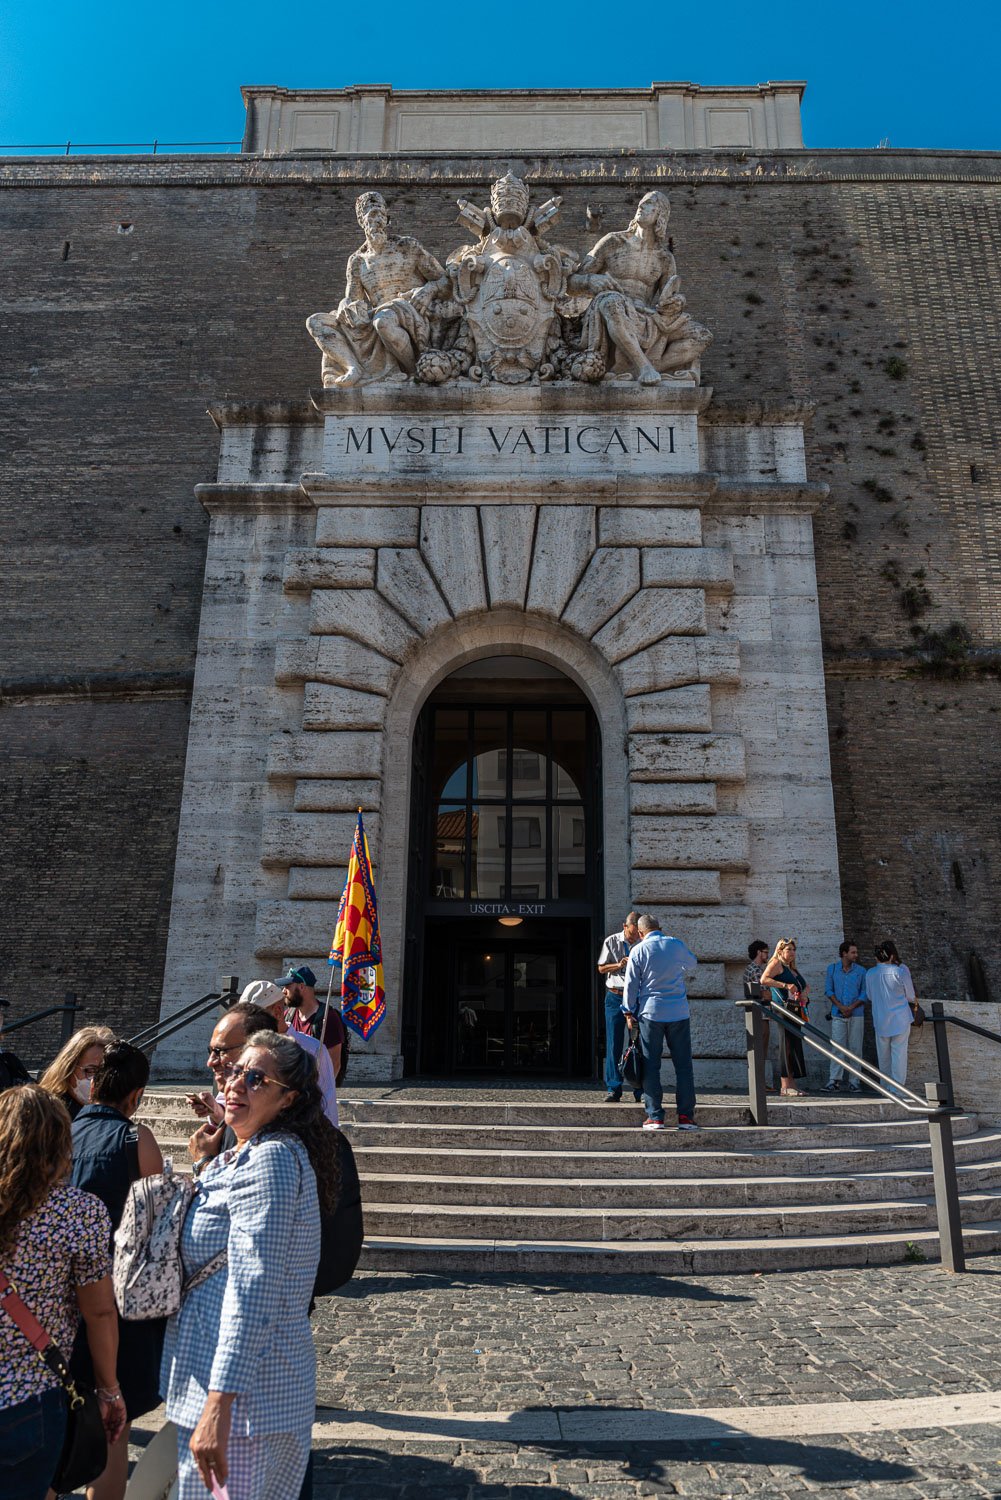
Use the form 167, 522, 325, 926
208, 399, 320, 429
299, 471, 720, 505
3, 148, 1000, 190
195, 482, 311, 513
702, 400, 815, 427
308, 384, 714, 417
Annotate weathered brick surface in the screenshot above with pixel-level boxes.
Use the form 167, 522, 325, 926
1, 148, 999, 1032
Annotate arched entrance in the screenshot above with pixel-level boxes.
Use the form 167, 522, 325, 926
403, 656, 602, 1076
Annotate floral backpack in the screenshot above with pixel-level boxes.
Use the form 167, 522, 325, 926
113, 1161, 225, 1320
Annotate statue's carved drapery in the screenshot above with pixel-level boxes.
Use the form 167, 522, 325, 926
307, 181, 712, 388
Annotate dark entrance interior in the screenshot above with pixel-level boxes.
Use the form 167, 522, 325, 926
402, 657, 603, 1077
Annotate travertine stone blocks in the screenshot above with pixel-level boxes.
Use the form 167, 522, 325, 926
276, 636, 398, 695
287, 866, 350, 900
310, 588, 418, 661
267, 731, 383, 781
315, 506, 419, 547
480, 506, 535, 608
376, 549, 452, 635
630, 815, 750, 870
292, 778, 381, 812
254, 899, 339, 957
641, 547, 733, 591
625, 685, 712, 733
646, 906, 749, 961
598, 507, 702, 548
420, 507, 489, 616
561, 549, 640, 637
593, 588, 707, 663
629, 733, 746, 783
282, 547, 375, 592
629, 782, 717, 816
301, 683, 388, 731
525, 506, 595, 617
261, 811, 381, 868
630, 869, 722, 904
615, 636, 740, 696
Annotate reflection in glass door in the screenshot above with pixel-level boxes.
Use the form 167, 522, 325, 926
454, 943, 565, 1073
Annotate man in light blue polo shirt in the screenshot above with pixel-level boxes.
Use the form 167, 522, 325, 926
824, 940, 868, 1092
622, 914, 699, 1131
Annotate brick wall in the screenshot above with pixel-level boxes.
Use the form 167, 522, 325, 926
1, 148, 998, 1052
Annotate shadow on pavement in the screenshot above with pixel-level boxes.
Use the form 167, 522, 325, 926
313, 1444, 578, 1496
339, 1272, 752, 1301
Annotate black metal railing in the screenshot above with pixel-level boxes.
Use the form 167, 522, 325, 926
4, 992, 83, 1050
127, 976, 240, 1055
0, 141, 241, 157
737, 991, 966, 1272
928, 1002, 1001, 1111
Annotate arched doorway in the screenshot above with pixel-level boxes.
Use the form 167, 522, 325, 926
402, 656, 603, 1076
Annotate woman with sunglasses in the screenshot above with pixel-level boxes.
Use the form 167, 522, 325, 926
760, 938, 812, 1095
161, 1033, 341, 1500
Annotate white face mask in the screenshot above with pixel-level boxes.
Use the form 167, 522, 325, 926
75, 1076, 92, 1104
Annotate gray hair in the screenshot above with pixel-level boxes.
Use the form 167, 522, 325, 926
637, 914, 661, 934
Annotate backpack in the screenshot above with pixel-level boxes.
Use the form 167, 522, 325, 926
113, 1162, 226, 1320
313, 1128, 364, 1297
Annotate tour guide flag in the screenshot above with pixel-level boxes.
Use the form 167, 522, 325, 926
329, 810, 386, 1040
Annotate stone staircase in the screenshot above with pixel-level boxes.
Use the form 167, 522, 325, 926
139, 1088, 1001, 1274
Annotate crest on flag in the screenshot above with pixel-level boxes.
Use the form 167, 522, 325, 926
330, 810, 386, 1040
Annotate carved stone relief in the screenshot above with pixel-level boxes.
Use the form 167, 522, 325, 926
307, 179, 712, 388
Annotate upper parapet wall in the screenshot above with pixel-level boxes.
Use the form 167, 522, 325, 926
241, 82, 806, 156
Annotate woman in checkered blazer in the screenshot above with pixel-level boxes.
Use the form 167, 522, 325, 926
161, 1033, 341, 1500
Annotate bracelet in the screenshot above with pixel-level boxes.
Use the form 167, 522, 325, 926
192, 1156, 212, 1176
97, 1387, 123, 1402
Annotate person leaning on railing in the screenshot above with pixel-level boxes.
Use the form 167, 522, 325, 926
759, 939, 812, 1096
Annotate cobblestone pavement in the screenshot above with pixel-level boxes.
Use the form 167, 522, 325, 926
301, 1258, 1001, 1497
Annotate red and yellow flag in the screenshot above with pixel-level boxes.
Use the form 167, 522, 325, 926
329, 810, 385, 1040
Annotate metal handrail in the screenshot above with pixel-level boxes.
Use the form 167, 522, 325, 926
736, 995, 966, 1273
4, 993, 82, 1049
766, 999, 936, 1114
127, 976, 240, 1055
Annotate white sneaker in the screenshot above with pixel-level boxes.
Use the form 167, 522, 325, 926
642, 1118, 667, 1131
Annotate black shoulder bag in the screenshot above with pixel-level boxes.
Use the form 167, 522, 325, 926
0, 1269, 107, 1494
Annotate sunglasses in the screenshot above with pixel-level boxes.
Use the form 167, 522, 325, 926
207, 1042, 243, 1060
227, 1064, 292, 1094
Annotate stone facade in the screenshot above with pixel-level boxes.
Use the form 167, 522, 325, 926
2, 99, 1000, 1066
158, 351, 840, 1079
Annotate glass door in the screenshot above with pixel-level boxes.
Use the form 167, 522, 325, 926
453, 941, 565, 1073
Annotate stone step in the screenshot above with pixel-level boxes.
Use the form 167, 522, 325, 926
358, 1188, 1001, 1242
349, 1127, 1001, 1179
339, 1116, 978, 1152
354, 1219, 1001, 1275
338, 1098, 903, 1128
356, 1157, 1001, 1208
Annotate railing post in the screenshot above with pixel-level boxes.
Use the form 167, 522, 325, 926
219, 976, 239, 1008
925, 1082, 966, 1273
739, 1001, 768, 1125
60, 992, 79, 1048
930, 1003, 955, 1109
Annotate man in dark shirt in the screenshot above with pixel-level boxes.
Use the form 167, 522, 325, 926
277, 965, 348, 1086
0, 998, 32, 1092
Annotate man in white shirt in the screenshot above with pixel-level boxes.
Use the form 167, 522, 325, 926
597, 913, 641, 1102
239, 980, 340, 1126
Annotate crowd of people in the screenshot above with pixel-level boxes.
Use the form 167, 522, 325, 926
600, 915, 922, 1128
0, 970, 351, 1500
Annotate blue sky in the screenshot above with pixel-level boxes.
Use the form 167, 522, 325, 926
1, 0, 998, 152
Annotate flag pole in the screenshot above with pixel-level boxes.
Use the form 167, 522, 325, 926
327, 807, 364, 1010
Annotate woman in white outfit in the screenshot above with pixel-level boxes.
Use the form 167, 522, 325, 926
866, 940, 917, 1091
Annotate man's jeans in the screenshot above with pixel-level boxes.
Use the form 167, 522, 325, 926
638, 1016, 696, 1122
828, 1009, 865, 1084
0, 1386, 66, 1500
604, 991, 628, 1091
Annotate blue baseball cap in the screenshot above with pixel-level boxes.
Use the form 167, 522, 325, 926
273, 965, 317, 989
